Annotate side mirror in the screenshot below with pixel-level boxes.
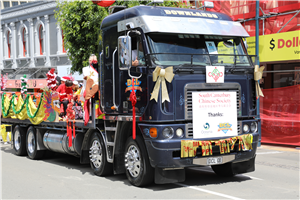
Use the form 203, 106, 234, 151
118, 36, 132, 70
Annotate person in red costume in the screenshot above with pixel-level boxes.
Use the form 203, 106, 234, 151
56, 79, 73, 117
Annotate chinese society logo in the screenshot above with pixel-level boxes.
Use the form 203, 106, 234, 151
208, 67, 224, 82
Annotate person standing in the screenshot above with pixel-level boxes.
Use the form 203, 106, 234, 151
81, 54, 101, 125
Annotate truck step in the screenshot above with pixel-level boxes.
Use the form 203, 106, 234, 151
107, 142, 114, 146
105, 127, 116, 131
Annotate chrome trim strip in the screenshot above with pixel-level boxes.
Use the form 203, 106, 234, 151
118, 16, 249, 37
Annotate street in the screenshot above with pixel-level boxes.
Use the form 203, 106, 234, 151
1, 143, 299, 200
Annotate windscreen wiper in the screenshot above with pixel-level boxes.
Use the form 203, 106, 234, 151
175, 68, 195, 73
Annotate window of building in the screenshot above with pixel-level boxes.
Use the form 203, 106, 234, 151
3, 1, 10, 8
7, 31, 11, 58
12, 1, 19, 6
20, 2, 27, 5
62, 29, 66, 53
22, 28, 27, 56
38, 24, 44, 55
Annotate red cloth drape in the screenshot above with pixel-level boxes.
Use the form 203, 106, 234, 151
260, 85, 300, 146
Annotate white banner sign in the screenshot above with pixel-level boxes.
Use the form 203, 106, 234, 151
192, 91, 237, 139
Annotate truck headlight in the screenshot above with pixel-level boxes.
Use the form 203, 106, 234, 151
250, 122, 257, 133
243, 124, 249, 133
176, 128, 184, 138
162, 127, 174, 139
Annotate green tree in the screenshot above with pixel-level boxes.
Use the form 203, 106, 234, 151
55, 1, 108, 72
55, 0, 190, 73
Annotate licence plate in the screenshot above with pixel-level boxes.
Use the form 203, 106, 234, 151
207, 157, 223, 165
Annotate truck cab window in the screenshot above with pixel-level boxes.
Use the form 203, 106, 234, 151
131, 37, 145, 66
147, 33, 251, 68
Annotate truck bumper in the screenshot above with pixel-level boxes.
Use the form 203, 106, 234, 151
145, 132, 259, 169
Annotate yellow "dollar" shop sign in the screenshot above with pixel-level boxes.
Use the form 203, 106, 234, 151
246, 30, 300, 62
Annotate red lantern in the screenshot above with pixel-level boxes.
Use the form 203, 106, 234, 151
92, 0, 115, 7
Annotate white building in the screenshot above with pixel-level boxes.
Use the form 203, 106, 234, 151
0, 1, 71, 82
0, 0, 33, 9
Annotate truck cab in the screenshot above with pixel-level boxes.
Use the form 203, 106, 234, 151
100, 5, 259, 185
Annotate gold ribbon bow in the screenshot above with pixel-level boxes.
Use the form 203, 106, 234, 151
254, 65, 265, 99
150, 66, 175, 103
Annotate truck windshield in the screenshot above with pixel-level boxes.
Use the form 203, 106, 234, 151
146, 33, 252, 68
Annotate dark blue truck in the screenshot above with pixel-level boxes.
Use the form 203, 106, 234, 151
2, 4, 259, 187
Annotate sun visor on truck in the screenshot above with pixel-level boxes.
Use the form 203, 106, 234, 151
118, 16, 249, 37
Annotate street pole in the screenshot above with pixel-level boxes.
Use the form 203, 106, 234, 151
255, 0, 261, 147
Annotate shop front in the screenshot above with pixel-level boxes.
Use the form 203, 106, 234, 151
247, 30, 300, 146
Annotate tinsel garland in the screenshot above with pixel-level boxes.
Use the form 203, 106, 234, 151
1, 93, 13, 117
25, 93, 44, 118
1, 92, 44, 119
20, 75, 28, 94
12, 95, 29, 114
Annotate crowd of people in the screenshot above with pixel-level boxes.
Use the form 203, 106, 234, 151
54, 77, 83, 120
51, 55, 99, 121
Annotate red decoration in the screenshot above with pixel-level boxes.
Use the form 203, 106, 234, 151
66, 96, 75, 147
62, 76, 71, 81
92, 0, 115, 7
46, 68, 57, 90
129, 78, 137, 140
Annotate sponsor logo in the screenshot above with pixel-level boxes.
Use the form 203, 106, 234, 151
125, 79, 142, 93
203, 123, 210, 130
208, 67, 223, 82
218, 123, 232, 134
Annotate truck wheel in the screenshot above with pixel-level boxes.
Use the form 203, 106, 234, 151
26, 127, 45, 160
211, 162, 236, 177
89, 132, 113, 176
124, 135, 154, 187
12, 125, 27, 156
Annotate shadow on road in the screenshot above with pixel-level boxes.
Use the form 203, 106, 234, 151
1, 144, 251, 191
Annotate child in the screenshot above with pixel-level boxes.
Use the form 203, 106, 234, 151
56, 79, 73, 117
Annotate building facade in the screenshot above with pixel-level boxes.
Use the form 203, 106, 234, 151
0, 1, 70, 85
0, 0, 33, 9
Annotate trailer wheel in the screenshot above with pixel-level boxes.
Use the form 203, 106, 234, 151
12, 125, 27, 156
211, 162, 236, 177
124, 135, 154, 187
26, 127, 45, 160
89, 132, 112, 176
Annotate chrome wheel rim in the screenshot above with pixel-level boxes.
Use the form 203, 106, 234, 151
89, 140, 102, 168
27, 131, 35, 154
125, 145, 141, 178
14, 130, 21, 150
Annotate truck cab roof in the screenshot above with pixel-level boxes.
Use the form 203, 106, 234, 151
101, 6, 249, 37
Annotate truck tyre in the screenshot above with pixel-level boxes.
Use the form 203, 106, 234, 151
124, 135, 154, 187
89, 132, 113, 176
12, 125, 27, 156
211, 162, 236, 177
26, 127, 45, 160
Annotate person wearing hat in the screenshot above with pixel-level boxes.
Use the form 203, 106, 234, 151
56, 79, 73, 118
72, 81, 79, 93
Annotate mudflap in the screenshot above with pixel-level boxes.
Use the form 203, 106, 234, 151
154, 168, 185, 184
232, 155, 256, 174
